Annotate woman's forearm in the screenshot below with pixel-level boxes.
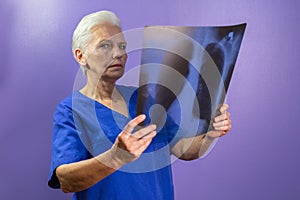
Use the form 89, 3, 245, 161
171, 133, 216, 160
172, 104, 232, 160
56, 149, 125, 193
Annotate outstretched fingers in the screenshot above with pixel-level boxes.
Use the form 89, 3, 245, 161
114, 114, 158, 163
133, 124, 157, 139
122, 114, 146, 135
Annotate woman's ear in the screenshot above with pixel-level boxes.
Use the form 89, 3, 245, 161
74, 48, 87, 66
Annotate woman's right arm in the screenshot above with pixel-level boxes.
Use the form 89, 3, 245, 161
56, 114, 156, 193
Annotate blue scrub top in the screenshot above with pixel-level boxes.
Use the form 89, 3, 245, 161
48, 86, 180, 200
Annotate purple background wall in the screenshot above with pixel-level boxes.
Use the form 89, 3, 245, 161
0, 0, 299, 199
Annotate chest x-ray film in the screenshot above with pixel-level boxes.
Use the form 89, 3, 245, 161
136, 24, 246, 136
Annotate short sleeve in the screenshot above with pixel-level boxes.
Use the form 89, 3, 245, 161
48, 103, 89, 189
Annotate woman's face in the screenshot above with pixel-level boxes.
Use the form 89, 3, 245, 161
84, 24, 127, 82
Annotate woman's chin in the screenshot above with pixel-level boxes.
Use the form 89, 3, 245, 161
102, 71, 125, 82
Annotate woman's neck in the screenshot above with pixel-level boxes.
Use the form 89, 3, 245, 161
81, 77, 117, 100
80, 78, 128, 117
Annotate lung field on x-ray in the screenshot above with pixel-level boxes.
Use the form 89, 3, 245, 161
137, 24, 246, 135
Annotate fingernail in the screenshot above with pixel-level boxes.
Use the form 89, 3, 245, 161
140, 114, 146, 119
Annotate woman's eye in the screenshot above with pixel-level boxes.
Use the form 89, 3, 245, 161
100, 43, 111, 49
119, 44, 127, 50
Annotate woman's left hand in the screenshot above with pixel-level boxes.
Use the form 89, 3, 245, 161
207, 104, 232, 138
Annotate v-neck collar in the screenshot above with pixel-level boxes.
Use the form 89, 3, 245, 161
74, 85, 135, 119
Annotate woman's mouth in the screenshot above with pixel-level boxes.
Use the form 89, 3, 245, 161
109, 64, 123, 68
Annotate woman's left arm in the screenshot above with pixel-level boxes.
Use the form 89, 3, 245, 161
171, 104, 232, 160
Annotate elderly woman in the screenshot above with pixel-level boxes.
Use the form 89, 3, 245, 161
48, 10, 231, 200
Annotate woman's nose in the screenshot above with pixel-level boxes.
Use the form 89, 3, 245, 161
112, 47, 124, 59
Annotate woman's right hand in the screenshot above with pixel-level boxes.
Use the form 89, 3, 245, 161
110, 114, 157, 164
56, 115, 156, 192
